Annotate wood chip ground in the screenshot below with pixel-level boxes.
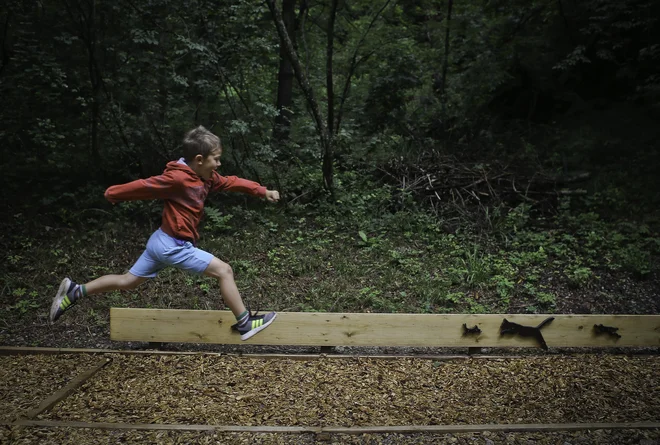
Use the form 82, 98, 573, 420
0, 354, 101, 423
1, 353, 659, 444
5, 428, 660, 444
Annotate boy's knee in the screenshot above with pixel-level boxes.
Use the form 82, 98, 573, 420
123, 282, 139, 291
217, 262, 234, 279
204, 258, 234, 281
121, 274, 143, 290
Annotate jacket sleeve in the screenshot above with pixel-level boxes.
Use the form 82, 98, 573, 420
210, 173, 267, 197
104, 171, 183, 203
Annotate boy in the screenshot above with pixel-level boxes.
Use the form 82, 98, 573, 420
49, 126, 278, 341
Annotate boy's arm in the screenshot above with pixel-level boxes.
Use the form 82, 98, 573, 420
104, 171, 182, 204
210, 173, 268, 198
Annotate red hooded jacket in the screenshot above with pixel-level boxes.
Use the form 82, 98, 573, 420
104, 160, 266, 244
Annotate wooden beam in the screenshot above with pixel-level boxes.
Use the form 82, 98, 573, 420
11, 419, 310, 432
110, 309, 660, 348
0, 346, 119, 356
322, 423, 660, 433
12, 419, 660, 433
0, 346, 525, 360
18, 358, 111, 420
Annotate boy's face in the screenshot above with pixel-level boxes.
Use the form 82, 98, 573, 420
194, 147, 222, 180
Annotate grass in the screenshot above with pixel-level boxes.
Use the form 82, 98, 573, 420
1, 173, 659, 334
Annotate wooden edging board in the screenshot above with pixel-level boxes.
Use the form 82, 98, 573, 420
11, 419, 660, 434
110, 309, 660, 348
0, 346, 517, 360
18, 358, 111, 420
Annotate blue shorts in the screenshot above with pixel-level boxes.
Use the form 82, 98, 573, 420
129, 228, 213, 278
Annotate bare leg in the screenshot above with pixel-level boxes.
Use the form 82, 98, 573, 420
203, 257, 246, 317
84, 272, 149, 295
51, 272, 149, 323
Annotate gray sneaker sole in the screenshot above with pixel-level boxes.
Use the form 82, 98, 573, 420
50, 278, 71, 323
241, 313, 277, 341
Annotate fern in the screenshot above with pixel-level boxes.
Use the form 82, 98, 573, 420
204, 206, 233, 232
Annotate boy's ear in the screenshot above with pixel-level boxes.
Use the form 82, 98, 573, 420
193, 154, 204, 164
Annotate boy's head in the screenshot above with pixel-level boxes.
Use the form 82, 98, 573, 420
183, 126, 222, 180
182, 126, 222, 162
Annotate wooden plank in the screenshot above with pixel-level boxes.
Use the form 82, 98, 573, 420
12, 419, 660, 433
324, 423, 660, 433
110, 309, 660, 348
13, 420, 313, 432
0, 346, 525, 360
0, 346, 119, 356
20, 358, 112, 420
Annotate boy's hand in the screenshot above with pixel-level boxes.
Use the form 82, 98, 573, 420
265, 190, 280, 202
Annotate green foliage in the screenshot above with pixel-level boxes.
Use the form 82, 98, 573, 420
0, 0, 657, 329
492, 276, 515, 301
361, 51, 424, 132
6, 289, 40, 315
2, 0, 658, 211
565, 266, 595, 289
458, 246, 492, 288
115, 200, 163, 225
87, 308, 108, 327
204, 207, 234, 233
617, 245, 652, 279
553, 0, 659, 107
8, 298, 40, 315
1, 0, 282, 211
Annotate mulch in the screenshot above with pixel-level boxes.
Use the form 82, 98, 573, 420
1, 352, 659, 444
0, 354, 101, 424
4, 428, 660, 445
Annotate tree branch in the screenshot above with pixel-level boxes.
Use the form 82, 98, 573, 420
335, 0, 393, 135
265, 0, 334, 193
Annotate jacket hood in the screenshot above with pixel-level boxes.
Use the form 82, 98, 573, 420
164, 159, 204, 181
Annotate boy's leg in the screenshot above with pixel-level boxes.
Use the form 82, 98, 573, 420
203, 258, 246, 317
50, 273, 148, 323
203, 257, 276, 340
85, 273, 149, 295
51, 229, 170, 323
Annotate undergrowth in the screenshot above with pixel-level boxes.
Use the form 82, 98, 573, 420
2, 168, 657, 337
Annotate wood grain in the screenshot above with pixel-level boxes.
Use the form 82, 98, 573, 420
110, 309, 660, 347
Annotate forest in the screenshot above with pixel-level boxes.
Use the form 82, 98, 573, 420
1, 0, 658, 349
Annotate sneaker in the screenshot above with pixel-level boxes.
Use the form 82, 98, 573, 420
49, 278, 78, 323
232, 311, 277, 341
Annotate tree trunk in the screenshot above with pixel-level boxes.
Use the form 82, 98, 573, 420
440, 0, 453, 118
273, 0, 297, 144
324, 0, 339, 192
0, 12, 11, 77
326, 0, 338, 136
88, 0, 101, 172
265, 0, 334, 195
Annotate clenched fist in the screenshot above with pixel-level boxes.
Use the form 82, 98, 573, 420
266, 190, 280, 202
